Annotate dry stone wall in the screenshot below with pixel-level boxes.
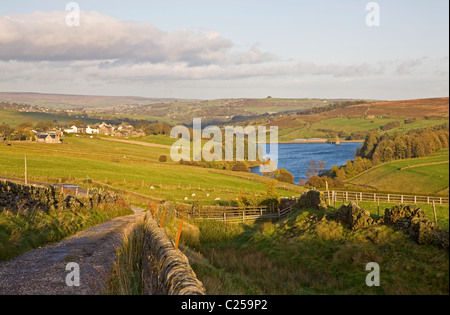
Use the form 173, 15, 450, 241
297, 190, 449, 250
143, 217, 206, 295
0, 180, 121, 213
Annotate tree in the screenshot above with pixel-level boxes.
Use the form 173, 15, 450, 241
275, 169, 294, 184
0, 123, 12, 141
35, 121, 55, 131
68, 119, 85, 127
305, 160, 327, 179
359, 131, 379, 159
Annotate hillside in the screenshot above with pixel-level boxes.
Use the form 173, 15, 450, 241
174, 205, 449, 295
348, 149, 449, 195
0, 136, 302, 206
0, 92, 176, 110
261, 98, 449, 142
0, 92, 362, 126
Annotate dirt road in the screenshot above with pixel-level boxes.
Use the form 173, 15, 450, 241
0, 206, 145, 295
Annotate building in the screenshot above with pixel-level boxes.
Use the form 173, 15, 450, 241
64, 126, 78, 134
86, 126, 100, 134
99, 122, 115, 136
36, 133, 61, 144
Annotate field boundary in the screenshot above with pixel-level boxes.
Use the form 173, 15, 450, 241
324, 190, 449, 206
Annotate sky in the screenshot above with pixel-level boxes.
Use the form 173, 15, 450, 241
0, 0, 448, 100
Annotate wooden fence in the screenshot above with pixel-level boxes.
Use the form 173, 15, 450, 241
324, 190, 449, 206
175, 203, 298, 224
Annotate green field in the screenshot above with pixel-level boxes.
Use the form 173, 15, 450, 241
349, 149, 449, 195
0, 137, 301, 205
277, 117, 448, 142
312, 117, 395, 133
155, 206, 449, 295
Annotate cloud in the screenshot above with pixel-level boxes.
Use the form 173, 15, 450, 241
396, 58, 424, 75
0, 11, 276, 66
0, 10, 444, 89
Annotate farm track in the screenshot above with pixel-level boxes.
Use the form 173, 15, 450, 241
0, 206, 145, 295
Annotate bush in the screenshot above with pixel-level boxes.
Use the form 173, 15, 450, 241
159, 155, 168, 163
232, 162, 250, 173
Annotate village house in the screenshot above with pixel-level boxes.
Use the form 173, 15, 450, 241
99, 122, 115, 136
35, 132, 61, 144
64, 125, 79, 134
86, 126, 100, 134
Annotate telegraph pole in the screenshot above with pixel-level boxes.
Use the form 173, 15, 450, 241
25, 155, 28, 185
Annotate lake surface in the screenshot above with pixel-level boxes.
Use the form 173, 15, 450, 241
251, 142, 363, 184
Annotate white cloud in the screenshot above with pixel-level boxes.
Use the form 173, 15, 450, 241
0, 10, 275, 66
0, 10, 447, 100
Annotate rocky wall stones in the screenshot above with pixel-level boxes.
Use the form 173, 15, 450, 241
385, 205, 449, 250
298, 190, 327, 210
330, 202, 375, 231
143, 217, 206, 295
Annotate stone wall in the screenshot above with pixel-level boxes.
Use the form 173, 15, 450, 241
324, 200, 449, 250
330, 202, 375, 231
297, 190, 327, 210
384, 205, 449, 250
0, 180, 122, 213
143, 217, 206, 295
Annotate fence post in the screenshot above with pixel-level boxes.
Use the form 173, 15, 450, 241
360, 192, 363, 202
243, 210, 245, 223
377, 198, 380, 217
160, 209, 167, 228
224, 212, 226, 222
440, 198, 443, 205
432, 201, 438, 225
346, 191, 348, 202
387, 194, 390, 203
175, 220, 183, 250
414, 196, 417, 204
401, 195, 403, 204
374, 193, 376, 202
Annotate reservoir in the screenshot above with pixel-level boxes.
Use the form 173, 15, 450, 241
251, 142, 363, 184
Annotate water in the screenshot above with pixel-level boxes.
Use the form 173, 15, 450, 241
251, 142, 362, 184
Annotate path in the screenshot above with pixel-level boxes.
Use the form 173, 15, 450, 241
0, 206, 145, 295
98, 137, 172, 149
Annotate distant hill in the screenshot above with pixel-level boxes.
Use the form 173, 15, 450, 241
301, 97, 449, 125
0, 92, 179, 110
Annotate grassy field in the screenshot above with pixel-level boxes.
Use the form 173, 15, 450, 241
139, 204, 449, 295
277, 117, 448, 142
349, 149, 449, 195
0, 137, 301, 205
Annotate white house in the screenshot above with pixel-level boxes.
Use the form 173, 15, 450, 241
64, 126, 78, 134
86, 126, 100, 134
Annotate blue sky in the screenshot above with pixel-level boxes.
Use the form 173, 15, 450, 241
0, 0, 448, 100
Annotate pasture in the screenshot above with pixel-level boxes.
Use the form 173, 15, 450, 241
0, 137, 301, 205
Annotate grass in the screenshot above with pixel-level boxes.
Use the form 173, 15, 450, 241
179, 207, 449, 295
349, 149, 449, 195
105, 198, 449, 295
104, 220, 146, 295
276, 117, 448, 142
0, 201, 132, 262
0, 137, 301, 205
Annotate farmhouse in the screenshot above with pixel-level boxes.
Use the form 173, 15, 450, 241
99, 122, 115, 136
86, 126, 100, 134
64, 126, 79, 134
36, 133, 61, 144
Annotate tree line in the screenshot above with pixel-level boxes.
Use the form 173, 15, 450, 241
357, 123, 449, 164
